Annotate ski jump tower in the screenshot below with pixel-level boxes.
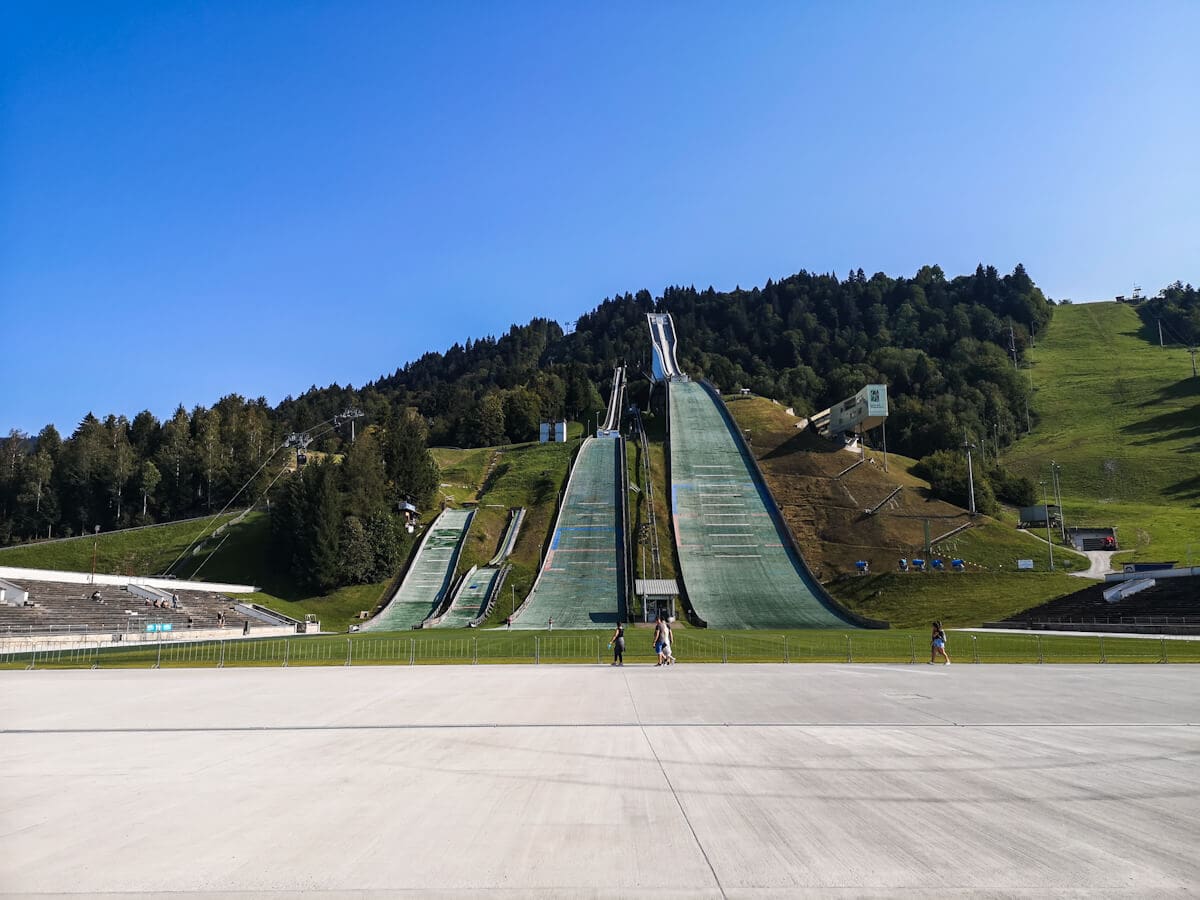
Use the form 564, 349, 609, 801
647, 313, 686, 383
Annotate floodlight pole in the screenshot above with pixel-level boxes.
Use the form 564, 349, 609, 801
1041, 481, 1055, 571
1051, 462, 1066, 541
91, 526, 100, 584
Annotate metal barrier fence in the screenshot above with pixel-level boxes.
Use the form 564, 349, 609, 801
2, 631, 1197, 669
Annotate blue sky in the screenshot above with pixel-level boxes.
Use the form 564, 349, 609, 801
2, 1, 1197, 434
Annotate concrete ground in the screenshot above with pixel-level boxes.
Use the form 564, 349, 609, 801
1071, 550, 1123, 579
2, 664, 1198, 898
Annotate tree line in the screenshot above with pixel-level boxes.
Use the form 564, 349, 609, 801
3, 266, 1187, 567
1139, 281, 1200, 347
0, 399, 438, 565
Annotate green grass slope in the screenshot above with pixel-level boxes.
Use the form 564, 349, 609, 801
0, 512, 241, 577
1005, 302, 1199, 563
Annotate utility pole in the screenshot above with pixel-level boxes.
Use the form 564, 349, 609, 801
1190, 346, 1198, 378
1040, 481, 1055, 571
1051, 461, 1066, 541
90, 525, 100, 583
1158, 319, 1165, 348
962, 432, 977, 516
1008, 318, 1018, 369
1024, 365, 1033, 434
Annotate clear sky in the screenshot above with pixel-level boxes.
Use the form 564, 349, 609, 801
2, 1, 1197, 434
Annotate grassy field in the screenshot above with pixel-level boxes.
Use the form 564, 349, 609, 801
0, 512, 243, 577
430, 446, 493, 505
1005, 302, 1199, 562
6, 626, 1195, 669
828, 571, 1085, 628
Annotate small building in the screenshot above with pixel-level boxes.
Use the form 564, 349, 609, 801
539, 420, 569, 443
635, 579, 679, 623
1018, 505, 1061, 529
1066, 526, 1118, 551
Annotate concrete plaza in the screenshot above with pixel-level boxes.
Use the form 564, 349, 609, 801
2, 663, 1198, 897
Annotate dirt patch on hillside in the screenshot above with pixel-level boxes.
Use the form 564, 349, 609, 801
730, 397, 972, 577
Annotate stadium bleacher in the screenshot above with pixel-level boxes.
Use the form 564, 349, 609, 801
990, 574, 1200, 632
0, 579, 264, 635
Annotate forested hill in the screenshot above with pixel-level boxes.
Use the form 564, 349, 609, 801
358, 263, 1053, 457
1, 262, 1063, 543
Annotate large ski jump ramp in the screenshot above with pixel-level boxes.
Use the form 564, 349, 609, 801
367, 508, 473, 631
646, 309, 858, 628
515, 438, 627, 629
669, 382, 853, 628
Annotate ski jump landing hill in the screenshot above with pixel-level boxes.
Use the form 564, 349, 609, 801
365, 507, 474, 631
431, 508, 525, 628
514, 366, 630, 629
647, 313, 883, 629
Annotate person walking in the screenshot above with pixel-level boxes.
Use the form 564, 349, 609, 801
930, 620, 951, 665
661, 617, 676, 665
653, 614, 666, 666
610, 622, 625, 666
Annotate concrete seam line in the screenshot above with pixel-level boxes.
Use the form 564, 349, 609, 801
623, 670, 728, 900
4, 722, 1197, 736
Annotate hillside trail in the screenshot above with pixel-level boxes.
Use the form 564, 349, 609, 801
1017, 529, 1128, 580
1070, 549, 1129, 579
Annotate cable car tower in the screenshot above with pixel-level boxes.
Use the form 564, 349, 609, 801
284, 431, 313, 467
333, 407, 365, 441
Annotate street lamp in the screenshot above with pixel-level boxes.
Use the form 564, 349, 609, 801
90, 525, 101, 583
1051, 462, 1066, 541
1040, 480, 1055, 571
962, 434, 977, 516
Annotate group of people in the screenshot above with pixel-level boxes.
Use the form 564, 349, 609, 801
607, 613, 675, 666
137, 592, 178, 614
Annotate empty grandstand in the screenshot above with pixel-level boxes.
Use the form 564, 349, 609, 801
989, 571, 1200, 634
514, 422, 629, 628
649, 317, 875, 629
366, 507, 474, 631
